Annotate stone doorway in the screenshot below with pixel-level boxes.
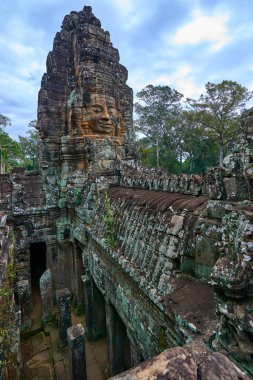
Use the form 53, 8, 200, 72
30, 242, 47, 288
106, 302, 131, 376
83, 274, 107, 341
30, 242, 47, 322
73, 241, 85, 313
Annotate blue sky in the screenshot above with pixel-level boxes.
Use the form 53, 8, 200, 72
1, 0, 253, 140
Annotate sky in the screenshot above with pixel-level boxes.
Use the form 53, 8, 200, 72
1, 0, 253, 140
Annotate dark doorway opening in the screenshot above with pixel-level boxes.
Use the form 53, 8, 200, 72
114, 305, 131, 372
30, 242, 47, 288
109, 303, 131, 375
74, 241, 85, 313
84, 275, 107, 340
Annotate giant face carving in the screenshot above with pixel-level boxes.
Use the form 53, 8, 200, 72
67, 90, 125, 140
83, 93, 120, 135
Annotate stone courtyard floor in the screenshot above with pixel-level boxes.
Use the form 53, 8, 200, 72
20, 289, 108, 379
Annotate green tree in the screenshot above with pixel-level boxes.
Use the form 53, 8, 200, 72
19, 120, 40, 170
0, 114, 24, 173
134, 85, 183, 168
186, 80, 253, 166
179, 110, 218, 173
0, 114, 11, 130
0, 133, 24, 173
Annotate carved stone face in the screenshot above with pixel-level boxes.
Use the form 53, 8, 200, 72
68, 92, 124, 139
84, 94, 120, 134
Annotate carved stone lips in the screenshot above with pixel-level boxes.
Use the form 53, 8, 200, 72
97, 122, 113, 128
91, 121, 114, 132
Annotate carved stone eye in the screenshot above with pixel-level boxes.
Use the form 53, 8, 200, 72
91, 106, 103, 114
108, 107, 117, 116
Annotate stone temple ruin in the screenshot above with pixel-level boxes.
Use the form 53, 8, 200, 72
0, 5, 253, 379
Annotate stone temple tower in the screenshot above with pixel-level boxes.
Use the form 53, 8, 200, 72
37, 5, 134, 206
36, 5, 135, 295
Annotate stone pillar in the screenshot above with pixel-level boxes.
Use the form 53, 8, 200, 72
40, 269, 53, 324
56, 288, 72, 347
82, 274, 106, 340
17, 280, 32, 330
10, 305, 22, 378
67, 324, 87, 380
82, 274, 93, 337
45, 240, 57, 293
105, 300, 129, 376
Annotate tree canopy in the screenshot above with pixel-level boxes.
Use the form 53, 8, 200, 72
18, 120, 40, 170
0, 114, 24, 173
0, 115, 39, 173
134, 84, 183, 168
0, 114, 11, 130
186, 80, 253, 166
134, 81, 252, 173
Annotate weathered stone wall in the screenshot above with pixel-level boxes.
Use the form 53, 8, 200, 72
210, 202, 253, 375
0, 170, 45, 211
118, 160, 252, 202
72, 180, 253, 374
0, 212, 21, 379
0, 171, 58, 301
73, 228, 184, 358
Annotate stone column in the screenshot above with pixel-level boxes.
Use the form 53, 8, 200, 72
40, 269, 53, 324
67, 324, 87, 380
10, 305, 22, 378
56, 288, 72, 347
17, 280, 32, 330
82, 274, 93, 337
45, 240, 57, 293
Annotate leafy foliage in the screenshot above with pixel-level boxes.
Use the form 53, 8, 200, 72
18, 120, 40, 171
73, 188, 83, 206
135, 81, 252, 173
103, 193, 116, 248
0, 114, 11, 131
0, 132, 24, 173
0, 114, 27, 173
186, 80, 253, 166
134, 84, 183, 168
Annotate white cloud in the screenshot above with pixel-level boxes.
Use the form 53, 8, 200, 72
0, 74, 38, 103
9, 42, 34, 57
146, 65, 204, 99
172, 8, 230, 52
174, 76, 204, 99
110, 0, 151, 30
129, 63, 204, 100
116, 0, 134, 13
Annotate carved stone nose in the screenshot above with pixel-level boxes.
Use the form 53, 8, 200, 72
101, 108, 109, 120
